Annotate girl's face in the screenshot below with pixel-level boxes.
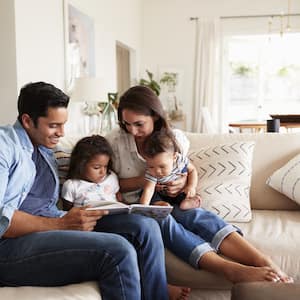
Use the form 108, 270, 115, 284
83, 154, 110, 183
146, 152, 176, 178
122, 109, 156, 142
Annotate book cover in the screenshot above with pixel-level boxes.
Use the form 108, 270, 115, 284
87, 202, 173, 220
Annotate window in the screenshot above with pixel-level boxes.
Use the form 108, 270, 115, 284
224, 33, 300, 122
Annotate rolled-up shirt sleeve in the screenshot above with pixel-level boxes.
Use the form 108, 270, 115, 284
0, 203, 15, 237
0, 156, 15, 237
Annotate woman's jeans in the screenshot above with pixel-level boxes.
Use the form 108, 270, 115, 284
0, 214, 168, 300
159, 206, 240, 268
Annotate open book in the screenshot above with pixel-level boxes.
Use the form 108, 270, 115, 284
86, 201, 173, 220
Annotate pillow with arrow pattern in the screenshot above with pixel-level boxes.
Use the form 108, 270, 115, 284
188, 141, 255, 222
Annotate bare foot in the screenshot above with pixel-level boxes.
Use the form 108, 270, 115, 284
168, 284, 191, 300
225, 264, 281, 283
179, 195, 201, 210
266, 261, 294, 283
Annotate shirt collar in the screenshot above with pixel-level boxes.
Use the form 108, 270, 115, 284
13, 120, 53, 155
13, 120, 34, 154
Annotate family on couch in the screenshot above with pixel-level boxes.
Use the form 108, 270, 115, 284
0, 82, 292, 300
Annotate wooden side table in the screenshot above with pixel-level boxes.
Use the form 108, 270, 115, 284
228, 121, 266, 133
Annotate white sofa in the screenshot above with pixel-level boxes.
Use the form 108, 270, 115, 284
1, 132, 300, 300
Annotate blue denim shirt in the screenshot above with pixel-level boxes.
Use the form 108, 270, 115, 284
0, 121, 64, 238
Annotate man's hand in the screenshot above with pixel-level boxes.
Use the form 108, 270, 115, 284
61, 207, 108, 231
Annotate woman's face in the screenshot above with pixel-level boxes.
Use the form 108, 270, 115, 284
122, 109, 155, 141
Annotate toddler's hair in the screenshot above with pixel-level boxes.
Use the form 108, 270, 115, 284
67, 135, 114, 180
143, 129, 181, 158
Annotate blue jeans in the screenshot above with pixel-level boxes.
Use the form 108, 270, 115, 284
159, 206, 240, 268
0, 214, 168, 300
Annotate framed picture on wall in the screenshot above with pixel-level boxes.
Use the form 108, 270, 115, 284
158, 67, 185, 121
63, 1, 95, 92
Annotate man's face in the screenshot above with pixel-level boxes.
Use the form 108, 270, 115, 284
25, 107, 68, 148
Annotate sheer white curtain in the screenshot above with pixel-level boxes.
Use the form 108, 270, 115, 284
191, 18, 221, 133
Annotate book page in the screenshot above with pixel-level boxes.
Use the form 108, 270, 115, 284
130, 204, 173, 220
86, 202, 130, 215
88, 200, 121, 208
86, 203, 173, 220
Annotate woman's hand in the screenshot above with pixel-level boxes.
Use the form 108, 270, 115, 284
183, 186, 196, 198
164, 173, 188, 197
61, 207, 108, 231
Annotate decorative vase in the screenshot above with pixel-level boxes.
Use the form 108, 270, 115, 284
100, 99, 118, 134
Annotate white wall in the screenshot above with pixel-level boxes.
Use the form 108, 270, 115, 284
0, 0, 143, 126
15, 0, 65, 91
69, 0, 142, 92
141, 0, 300, 130
0, 0, 18, 124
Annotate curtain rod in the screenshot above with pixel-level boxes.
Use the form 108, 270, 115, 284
190, 13, 300, 21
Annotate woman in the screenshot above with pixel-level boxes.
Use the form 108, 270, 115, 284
106, 85, 292, 284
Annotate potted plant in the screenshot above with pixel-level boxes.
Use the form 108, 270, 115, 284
139, 70, 161, 96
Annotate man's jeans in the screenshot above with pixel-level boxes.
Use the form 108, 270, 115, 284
0, 214, 168, 300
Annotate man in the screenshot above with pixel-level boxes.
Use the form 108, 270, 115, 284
0, 82, 169, 299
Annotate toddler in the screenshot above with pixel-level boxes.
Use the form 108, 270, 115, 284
140, 129, 201, 210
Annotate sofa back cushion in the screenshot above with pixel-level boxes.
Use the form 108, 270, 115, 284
186, 132, 300, 210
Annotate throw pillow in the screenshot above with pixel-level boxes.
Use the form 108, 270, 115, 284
266, 153, 300, 205
54, 147, 72, 187
188, 141, 255, 222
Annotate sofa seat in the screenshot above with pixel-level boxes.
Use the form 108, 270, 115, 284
237, 210, 300, 281
0, 281, 101, 300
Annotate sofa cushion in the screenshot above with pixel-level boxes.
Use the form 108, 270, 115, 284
266, 153, 300, 206
188, 142, 255, 222
231, 282, 300, 300
54, 136, 82, 186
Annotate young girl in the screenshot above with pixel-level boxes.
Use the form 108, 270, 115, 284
62, 135, 122, 210
140, 129, 201, 210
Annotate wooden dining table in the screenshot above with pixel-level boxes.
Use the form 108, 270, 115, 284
229, 117, 300, 133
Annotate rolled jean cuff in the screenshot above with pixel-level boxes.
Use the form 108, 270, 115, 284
211, 224, 240, 251
189, 242, 215, 268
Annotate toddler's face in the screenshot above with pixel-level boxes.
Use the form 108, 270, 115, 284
83, 154, 110, 183
146, 152, 175, 178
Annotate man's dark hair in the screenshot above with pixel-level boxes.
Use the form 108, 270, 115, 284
17, 81, 69, 126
